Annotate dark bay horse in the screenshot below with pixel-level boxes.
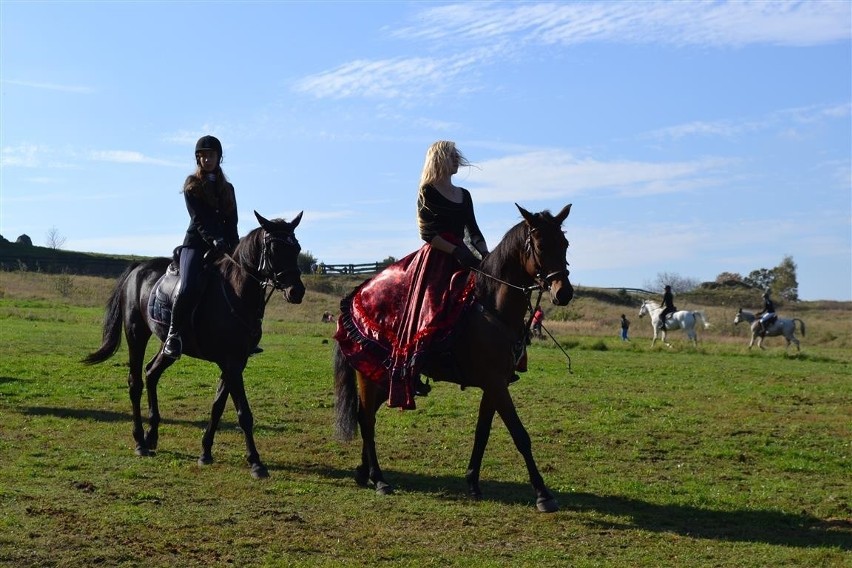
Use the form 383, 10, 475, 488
83, 211, 305, 478
333, 204, 573, 512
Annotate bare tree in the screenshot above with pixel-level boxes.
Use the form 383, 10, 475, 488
644, 272, 701, 294
46, 226, 67, 250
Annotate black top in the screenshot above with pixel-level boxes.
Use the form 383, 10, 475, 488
662, 290, 675, 309
762, 297, 776, 313
181, 176, 239, 250
417, 184, 485, 249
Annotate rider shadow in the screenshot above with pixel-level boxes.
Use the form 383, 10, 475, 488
283, 462, 849, 550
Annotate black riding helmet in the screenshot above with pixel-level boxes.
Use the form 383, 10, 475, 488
195, 135, 223, 165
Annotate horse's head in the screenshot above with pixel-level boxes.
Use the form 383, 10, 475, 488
254, 210, 306, 304
517, 203, 573, 306
638, 301, 649, 317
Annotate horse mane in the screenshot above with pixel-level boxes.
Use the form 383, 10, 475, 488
643, 300, 660, 309
475, 219, 526, 298
220, 226, 265, 284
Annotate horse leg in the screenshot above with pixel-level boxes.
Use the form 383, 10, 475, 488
355, 373, 392, 495
465, 394, 496, 499
127, 346, 148, 456
228, 370, 268, 479
199, 374, 230, 467
124, 319, 154, 456
487, 386, 557, 513
142, 353, 175, 452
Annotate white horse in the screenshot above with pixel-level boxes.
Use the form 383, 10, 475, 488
638, 300, 710, 347
733, 308, 804, 351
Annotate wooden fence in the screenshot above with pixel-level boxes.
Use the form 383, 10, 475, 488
311, 262, 389, 275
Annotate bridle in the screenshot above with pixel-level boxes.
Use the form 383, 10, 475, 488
221, 229, 302, 310
258, 230, 301, 292
469, 224, 573, 372
524, 226, 570, 290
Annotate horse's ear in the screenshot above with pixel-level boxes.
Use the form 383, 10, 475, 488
515, 203, 534, 223
291, 211, 303, 228
254, 210, 269, 227
555, 203, 572, 224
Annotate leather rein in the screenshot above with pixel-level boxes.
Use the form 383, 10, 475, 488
469, 226, 573, 372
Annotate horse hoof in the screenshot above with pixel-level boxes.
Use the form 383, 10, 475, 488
135, 446, 152, 457
250, 463, 269, 479
198, 455, 213, 466
354, 466, 369, 487
374, 481, 393, 495
536, 497, 559, 513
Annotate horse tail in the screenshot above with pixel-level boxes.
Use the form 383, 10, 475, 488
695, 311, 711, 329
81, 262, 138, 365
794, 318, 806, 337
332, 342, 358, 441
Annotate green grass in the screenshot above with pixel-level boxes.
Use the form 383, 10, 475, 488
0, 274, 850, 567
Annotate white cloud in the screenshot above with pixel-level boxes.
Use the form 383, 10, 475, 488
292, 49, 494, 100
466, 150, 735, 203
3, 79, 95, 94
647, 102, 852, 141
1, 143, 48, 167
397, 2, 851, 47
88, 150, 181, 167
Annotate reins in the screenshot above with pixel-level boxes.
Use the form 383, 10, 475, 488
468, 238, 573, 374
216, 229, 298, 323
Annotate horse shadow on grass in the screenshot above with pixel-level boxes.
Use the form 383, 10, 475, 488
276, 462, 850, 551
20, 405, 293, 434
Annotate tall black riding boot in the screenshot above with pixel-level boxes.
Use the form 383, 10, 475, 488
163, 293, 189, 359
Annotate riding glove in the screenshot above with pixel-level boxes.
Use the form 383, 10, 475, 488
452, 246, 480, 269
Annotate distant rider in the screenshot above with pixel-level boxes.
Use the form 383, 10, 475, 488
659, 285, 676, 331
754, 290, 777, 334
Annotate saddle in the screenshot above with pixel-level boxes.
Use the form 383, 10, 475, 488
147, 257, 216, 342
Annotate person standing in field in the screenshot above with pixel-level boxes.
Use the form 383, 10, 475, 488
620, 314, 630, 341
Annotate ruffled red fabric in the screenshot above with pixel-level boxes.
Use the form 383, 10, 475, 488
334, 241, 475, 409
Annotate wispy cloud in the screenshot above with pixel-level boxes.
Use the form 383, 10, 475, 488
647, 102, 852, 141
3, 79, 95, 94
293, 49, 492, 100
467, 150, 736, 203
1, 143, 43, 167
397, 2, 851, 47
88, 150, 181, 167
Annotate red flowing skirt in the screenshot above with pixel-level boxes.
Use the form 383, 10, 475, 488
334, 240, 475, 409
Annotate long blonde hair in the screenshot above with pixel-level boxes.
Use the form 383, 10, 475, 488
418, 141, 470, 189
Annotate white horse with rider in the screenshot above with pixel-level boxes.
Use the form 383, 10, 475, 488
638, 300, 710, 347
733, 308, 804, 351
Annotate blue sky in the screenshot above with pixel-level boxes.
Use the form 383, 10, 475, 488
2, 1, 850, 301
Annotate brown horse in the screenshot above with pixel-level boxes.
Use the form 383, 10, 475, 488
333, 204, 573, 512
83, 211, 304, 478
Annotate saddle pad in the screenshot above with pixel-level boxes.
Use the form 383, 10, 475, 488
147, 264, 180, 329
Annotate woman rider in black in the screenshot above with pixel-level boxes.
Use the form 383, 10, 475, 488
163, 135, 239, 359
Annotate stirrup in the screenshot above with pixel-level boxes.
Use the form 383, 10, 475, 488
163, 334, 182, 359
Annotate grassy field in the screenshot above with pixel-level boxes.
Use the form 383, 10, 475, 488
0, 271, 850, 567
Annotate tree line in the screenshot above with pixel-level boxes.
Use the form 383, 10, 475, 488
645, 255, 799, 301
